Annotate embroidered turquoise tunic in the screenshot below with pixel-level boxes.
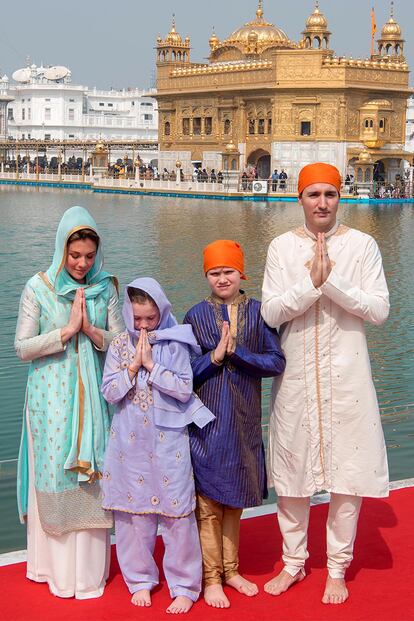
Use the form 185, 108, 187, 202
16, 206, 124, 536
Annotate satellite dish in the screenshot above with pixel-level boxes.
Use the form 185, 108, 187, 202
12, 67, 31, 83
44, 66, 69, 81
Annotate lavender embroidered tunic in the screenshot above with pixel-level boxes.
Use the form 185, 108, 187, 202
101, 330, 196, 518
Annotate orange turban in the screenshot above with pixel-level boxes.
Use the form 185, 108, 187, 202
298, 163, 341, 195
203, 240, 247, 279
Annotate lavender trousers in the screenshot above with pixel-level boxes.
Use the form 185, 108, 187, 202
114, 510, 202, 601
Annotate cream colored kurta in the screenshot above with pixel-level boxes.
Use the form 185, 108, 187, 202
261, 224, 389, 498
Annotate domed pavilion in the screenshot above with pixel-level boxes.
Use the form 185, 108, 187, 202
155, 1, 411, 185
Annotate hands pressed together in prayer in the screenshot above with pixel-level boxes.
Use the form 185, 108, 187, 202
128, 329, 154, 378
61, 289, 104, 348
310, 232, 332, 289
213, 321, 235, 364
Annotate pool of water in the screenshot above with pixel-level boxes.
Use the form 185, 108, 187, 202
0, 185, 413, 553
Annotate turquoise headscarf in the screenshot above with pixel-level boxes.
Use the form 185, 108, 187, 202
46, 205, 112, 298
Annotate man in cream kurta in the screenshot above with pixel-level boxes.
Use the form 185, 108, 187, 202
261, 163, 389, 605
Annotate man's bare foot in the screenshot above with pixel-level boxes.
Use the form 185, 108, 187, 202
131, 588, 151, 606
264, 568, 305, 596
226, 574, 258, 597
166, 595, 194, 614
322, 576, 348, 605
204, 584, 230, 608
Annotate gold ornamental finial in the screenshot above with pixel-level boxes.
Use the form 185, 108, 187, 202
390, 1, 394, 18
256, 0, 263, 19
171, 13, 176, 32
315, 0, 320, 9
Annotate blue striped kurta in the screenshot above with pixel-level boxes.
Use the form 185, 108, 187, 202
184, 294, 285, 508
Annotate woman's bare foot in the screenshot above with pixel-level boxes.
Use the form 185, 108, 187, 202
131, 588, 151, 606
166, 595, 194, 614
226, 574, 258, 597
322, 576, 348, 604
264, 568, 305, 596
204, 584, 230, 608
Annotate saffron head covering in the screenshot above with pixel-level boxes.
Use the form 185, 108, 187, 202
298, 163, 341, 196
46, 205, 113, 298
203, 239, 247, 280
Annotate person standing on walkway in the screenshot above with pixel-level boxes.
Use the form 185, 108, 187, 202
15, 206, 124, 599
184, 240, 285, 609
101, 278, 214, 613
261, 163, 389, 604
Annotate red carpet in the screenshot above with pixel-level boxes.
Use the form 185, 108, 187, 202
1, 487, 413, 621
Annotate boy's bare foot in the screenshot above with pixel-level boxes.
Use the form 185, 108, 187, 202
204, 584, 230, 608
131, 588, 151, 606
264, 568, 305, 596
226, 574, 258, 596
322, 576, 348, 604
166, 595, 194, 614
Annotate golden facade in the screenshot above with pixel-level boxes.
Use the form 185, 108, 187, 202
155, 1, 411, 182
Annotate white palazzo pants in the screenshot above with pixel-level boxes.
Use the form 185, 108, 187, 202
278, 493, 362, 579
26, 411, 110, 599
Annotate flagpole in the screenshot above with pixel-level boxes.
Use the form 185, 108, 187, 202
370, 6, 377, 57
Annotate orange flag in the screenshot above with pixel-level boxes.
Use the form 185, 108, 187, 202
371, 7, 377, 56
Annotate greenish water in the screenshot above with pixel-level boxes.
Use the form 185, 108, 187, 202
0, 186, 413, 554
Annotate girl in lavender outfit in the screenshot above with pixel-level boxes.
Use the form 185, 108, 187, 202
101, 277, 214, 614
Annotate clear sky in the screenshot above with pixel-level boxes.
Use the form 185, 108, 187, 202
0, 0, 412, 90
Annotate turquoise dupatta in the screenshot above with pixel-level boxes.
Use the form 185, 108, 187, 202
17, 206, 115, 533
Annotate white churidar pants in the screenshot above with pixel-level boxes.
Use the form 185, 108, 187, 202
26, 410, 110, 599
277, 493, 362, 579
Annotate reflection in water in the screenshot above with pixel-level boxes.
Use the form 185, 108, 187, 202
0, 187, 413, 553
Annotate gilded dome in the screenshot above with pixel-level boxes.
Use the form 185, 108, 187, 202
222, 1, 291, 50
165, 18, 183, 45
305, 2, 328, 30
381, 17, 401, 39
379, 3, 403, 40
357, 149, 373, 164
209, 29, 220, 50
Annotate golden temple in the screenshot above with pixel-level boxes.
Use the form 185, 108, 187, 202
155, 1, 412, 184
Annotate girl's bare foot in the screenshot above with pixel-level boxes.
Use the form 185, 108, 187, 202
264, 568, 305, 595
131, 588, 151, 606
322, 576, 349, 604
166, 595, 194, 614
226, 574, 258, 596
204, 584, 230, 608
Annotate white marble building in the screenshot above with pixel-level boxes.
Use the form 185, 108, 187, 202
2, 63, 158, 162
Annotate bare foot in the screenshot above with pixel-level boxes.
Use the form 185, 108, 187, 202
322, 576, 348, 605
204, 584, 230, 608
131, 588, 151, 606
166, 595, 194, 614
226, 574, 258, 597
264, 568, 305, 596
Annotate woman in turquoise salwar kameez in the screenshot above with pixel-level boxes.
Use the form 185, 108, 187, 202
15, 206, 124, 599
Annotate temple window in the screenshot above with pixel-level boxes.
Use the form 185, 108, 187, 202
379, 118, 385, 131
268, 118, 272, 133
258, 119, 265, 134
193, 117, 202, 135
248, 119, 255, 134
370, 120, 374, 128
182, 118, 190, 135
224, 119, 231, 134
300, 121, 311, 136
164, 121, 171, 136
205, 117, 213, 135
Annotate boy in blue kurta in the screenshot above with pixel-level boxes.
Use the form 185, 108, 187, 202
101, 278, 214, 614
184, 240, 285, 608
